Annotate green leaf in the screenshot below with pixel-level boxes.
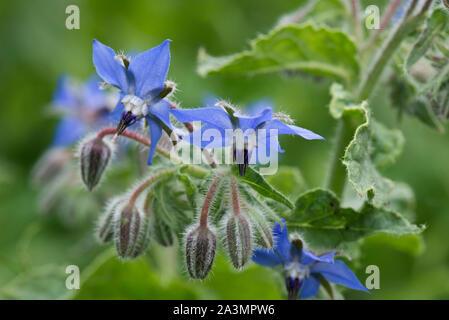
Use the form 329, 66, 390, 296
406, 7, 448, 70
370, 120, 405, 169
286, 189, 424, 254
329, 83, 359, 119
265, 166, 308, 200
388, 182, 416, 222
198, 24, 359, 84
233, 166, 294, 209
343, 105, 395, 206
329, 84, 404, 205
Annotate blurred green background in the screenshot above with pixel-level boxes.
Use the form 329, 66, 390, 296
0, 0, 448, 299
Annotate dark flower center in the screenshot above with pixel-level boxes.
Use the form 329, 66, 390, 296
286, 276, 303, 300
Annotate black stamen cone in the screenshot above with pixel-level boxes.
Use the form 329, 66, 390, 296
115, 111, 137, 137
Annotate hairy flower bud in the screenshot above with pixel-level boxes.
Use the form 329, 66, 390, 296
97, 197, 125, 243
154, 218, 174, 247
80, 137, 111, 191
113, 203, 149, 259
249, 212, 273, 249
225, 213, 253, 269
144, 195, 173, 247
185, 225, 217, 280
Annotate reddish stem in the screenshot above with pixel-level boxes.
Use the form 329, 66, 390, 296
96, 127, 173, 160
128, 169, 175, 206
230, 177, 241, 216
97, 128, 150, 146
199, 172, 226, 228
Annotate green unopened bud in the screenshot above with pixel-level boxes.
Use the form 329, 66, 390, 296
97, 197, 125, 243
113, 203, 144, 259
225, 213, 253, 269
249, 213, 273, 249
80, 137, 111, 191
185, 225, 217, 280
145, 195, 173, 247
129, 212, 151, 259
154, 218, 174, 247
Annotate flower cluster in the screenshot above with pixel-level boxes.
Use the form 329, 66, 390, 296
36, 38, 368, 300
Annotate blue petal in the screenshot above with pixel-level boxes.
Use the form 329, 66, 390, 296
149, 99, 172, 129
129, 40, 171, 100
170, 107, 233, 130
92, 39, 129, 92
234, 107, 272, 132
264, 119, 325, 140
52, 75, 78, 110
272, 219, 292, 263
109, 94, 125, 123
299, 275, 321, 299
252, 248, 282, 267
52, 116, 86, 146
300, 249, 335, 266
246, 99, 273, 116
145, 115, 163, 165
311, 260, 369, 293
182, 124, 230, 148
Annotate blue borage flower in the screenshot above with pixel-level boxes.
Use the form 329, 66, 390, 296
92, 39, 172, 164
51, 75, 111, 147
170, 100, 324, 176
252, 219, 368, 299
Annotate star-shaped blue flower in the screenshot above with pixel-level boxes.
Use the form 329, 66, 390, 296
92, 39, 172, 164
51, 75, 111, 147
170, 101, 324, 175
252, 219, 368, 299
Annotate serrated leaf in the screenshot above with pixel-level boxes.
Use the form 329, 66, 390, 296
370, 120, 405, 169
233, 166, 294, 209
286, 189, 424, 254
329, 83, 359, 119
406, 7, 448, 70
343, 105, 395, 206
198, 24, 359, 84
329, 84, 403, 205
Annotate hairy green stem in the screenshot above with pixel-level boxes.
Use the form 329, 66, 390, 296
326, 0, 432, 196
357, 0, 432, 100
324, 119, 354, 196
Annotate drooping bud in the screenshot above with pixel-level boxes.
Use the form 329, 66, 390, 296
225, 213, 253, 269
129, 212, 152, 259
145, 194, 173, 247
154, 218, 174, 247
97, 197, 126, 243
248, 212, 273, 249
80, 137, 111, 191
185, 225, 217, 280
113, 203, 147, 259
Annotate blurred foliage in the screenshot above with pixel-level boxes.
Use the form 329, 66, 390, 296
0, 0, 449, 300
